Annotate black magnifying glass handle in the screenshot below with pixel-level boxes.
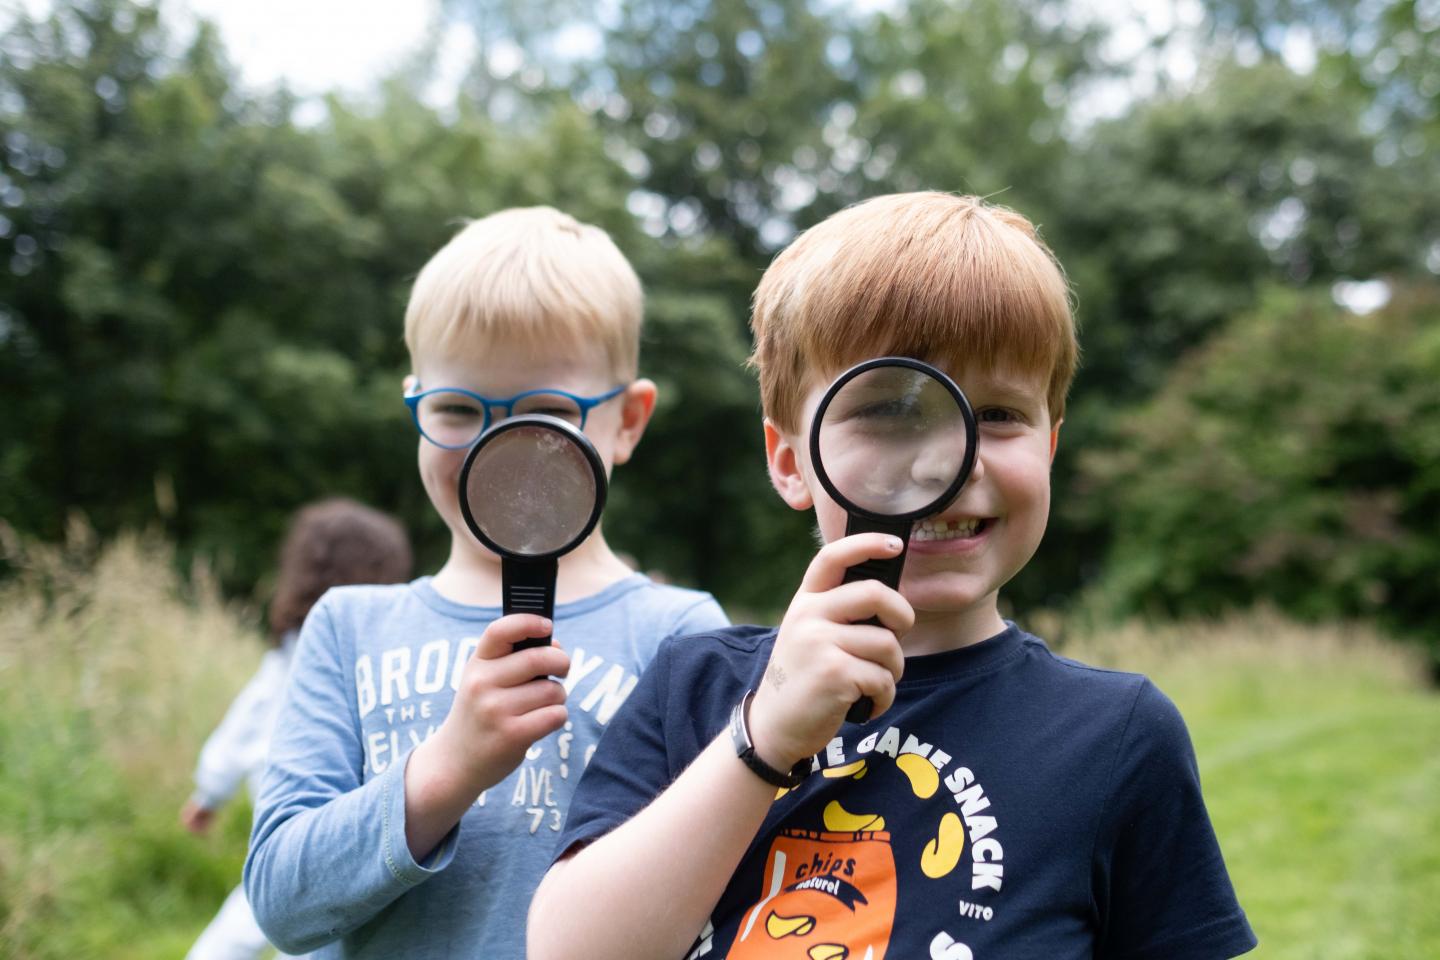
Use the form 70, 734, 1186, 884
840, 513, 914, 724
502, 556, 557, 651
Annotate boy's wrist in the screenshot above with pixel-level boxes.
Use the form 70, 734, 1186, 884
187, 788, 222, 811
745, 691, 811, 774
731, 690, 812, 788
406, 727, 493, 809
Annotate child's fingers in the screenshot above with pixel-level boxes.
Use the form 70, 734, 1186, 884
849, 658, 900, 717
799, 533, 906, 594
485, 644, 572, 686
832, 623, 907, 684
473, 614, 555, 660
505, 702, 569, 745
813, 579, 914, 637
492, 677, 568, 717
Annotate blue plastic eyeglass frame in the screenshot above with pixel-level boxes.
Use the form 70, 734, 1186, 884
403, 383, 629, 449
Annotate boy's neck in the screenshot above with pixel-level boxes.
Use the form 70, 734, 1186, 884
900, 595, 1008, 657
430, 528, 637, 608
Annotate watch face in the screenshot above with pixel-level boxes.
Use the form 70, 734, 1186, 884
730, 696, 749, 748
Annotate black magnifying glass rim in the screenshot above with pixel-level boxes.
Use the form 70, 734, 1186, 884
457, 412, 608, 563
808, 355, 979, 525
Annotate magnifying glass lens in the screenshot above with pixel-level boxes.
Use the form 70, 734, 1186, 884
816, 366, 971, 517
463, 423, 600, 557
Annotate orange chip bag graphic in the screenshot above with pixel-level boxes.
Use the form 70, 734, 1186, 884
730, 829, 897, 960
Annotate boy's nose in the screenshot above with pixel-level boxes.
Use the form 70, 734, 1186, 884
908, 438, 966, 490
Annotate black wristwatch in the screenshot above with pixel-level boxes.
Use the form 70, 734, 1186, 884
729, 689, 812, 789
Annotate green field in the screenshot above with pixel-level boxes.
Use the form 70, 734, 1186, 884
1068, 619, 1440, 959
2, 535, 1437, 958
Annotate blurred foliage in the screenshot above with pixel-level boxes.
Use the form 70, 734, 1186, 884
1060, 60, 1435, 404
1201, 0, 1440, 145
2, 0, 1438, 630
0, 528, 263, 958
1075, 286, 1440, 662
0, 0, 764, 602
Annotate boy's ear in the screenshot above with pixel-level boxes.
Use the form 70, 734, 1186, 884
1049, 420, 1063, 464
764, 419, 815, 511
610, 378, 657, 466
403, 373, 418, 395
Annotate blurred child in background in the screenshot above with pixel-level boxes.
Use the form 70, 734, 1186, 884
180, 498, 413, 960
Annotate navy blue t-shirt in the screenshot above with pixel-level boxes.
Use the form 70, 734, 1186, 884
557, 623, 1257, 960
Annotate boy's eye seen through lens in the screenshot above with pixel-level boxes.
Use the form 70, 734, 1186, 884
832, 393, 935, 438
854, 398, 918, 421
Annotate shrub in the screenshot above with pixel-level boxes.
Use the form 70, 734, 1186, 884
1073, 285, 1440, 666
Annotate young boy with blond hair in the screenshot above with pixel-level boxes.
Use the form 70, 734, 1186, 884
529, 193, 1256, 960
244, 207, 728, 958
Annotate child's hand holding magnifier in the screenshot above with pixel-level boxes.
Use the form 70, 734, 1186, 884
747, 532, 916, 775
748, 358, 977, 777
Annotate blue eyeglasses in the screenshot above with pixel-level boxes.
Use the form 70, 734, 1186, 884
404, 383, 629, 449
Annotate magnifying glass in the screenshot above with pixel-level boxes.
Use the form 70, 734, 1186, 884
458, 414, 607, 650
809, 357, 978, 722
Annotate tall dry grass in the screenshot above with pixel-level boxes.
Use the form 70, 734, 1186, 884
0, 522, 264, 959
1057, 607, 1428, 688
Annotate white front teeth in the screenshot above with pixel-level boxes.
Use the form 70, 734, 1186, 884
912, 519, 982, 542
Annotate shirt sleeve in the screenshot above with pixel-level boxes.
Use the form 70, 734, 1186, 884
1093, 679, 1257, 960
553, 637, 678, 862
243, 596, 459, 955
668, 593, 731, 639
190, 647, 284, 810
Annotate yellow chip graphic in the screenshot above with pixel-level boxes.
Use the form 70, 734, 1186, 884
921, 811, 966, 879
822, 759, 868, 780
766, 911, 816, 938
895, 752, 940, 798
822, 800, 885, 833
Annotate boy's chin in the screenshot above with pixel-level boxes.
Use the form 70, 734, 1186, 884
898, 575, 1001, 618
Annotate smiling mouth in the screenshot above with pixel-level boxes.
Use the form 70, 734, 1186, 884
911, 518, 991, 542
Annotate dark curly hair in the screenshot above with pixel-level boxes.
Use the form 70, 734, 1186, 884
266, 498, 413, 643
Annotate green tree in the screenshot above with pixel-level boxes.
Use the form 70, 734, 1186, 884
1060, 60, 1438, 405
840, 0, 1102, 222
596, 0, 853, 260
0, 0, 650, 596
1016, 54, 1440, 614
1074, 285, 1440, 664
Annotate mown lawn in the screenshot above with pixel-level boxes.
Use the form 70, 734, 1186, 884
2, 536, 1436, 958
1072, 618, 1440, 959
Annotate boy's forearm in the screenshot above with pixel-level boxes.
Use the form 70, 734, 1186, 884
528, 734, 777, 960
402, 731, 498, 860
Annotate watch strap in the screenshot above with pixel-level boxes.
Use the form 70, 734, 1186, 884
729, 688, 811, 789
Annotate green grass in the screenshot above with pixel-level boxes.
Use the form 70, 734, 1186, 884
1, 533, 1436, 958
0, 529, 266, 959
1068, 617, 1440, 959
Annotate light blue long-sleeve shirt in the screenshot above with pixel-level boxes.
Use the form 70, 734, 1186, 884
244, 574, 728, 958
